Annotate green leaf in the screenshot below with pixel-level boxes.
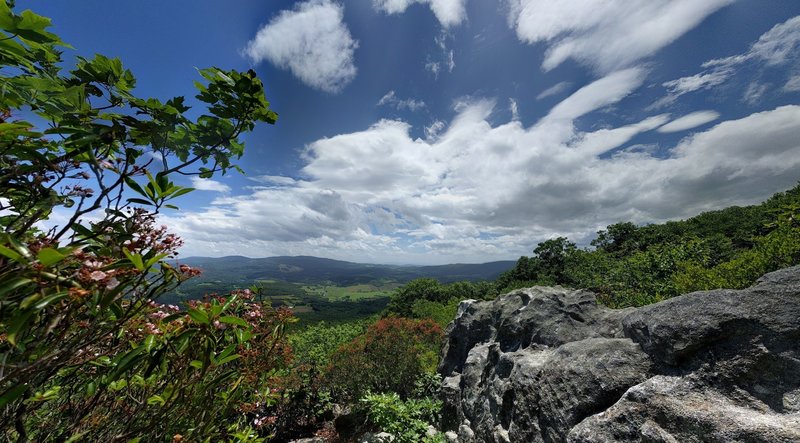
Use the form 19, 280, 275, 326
122, 248, 145, 271
215, 354, 240, 366
143, 335, 157, 353
218, 316, 248, 327
188, 308, 210, 325
0, 384, 28, 408
37, 247, 66, 266
31, 291, 68, 310
146, 394, 166, 406
126, 198, 153, 206
0, 277, 32, 298
0, 244, 23, 262
7, 309, 35, 346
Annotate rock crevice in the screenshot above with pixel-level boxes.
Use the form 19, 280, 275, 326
439, 266, 800, 442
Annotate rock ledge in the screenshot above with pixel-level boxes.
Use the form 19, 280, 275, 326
439, 266, 800, 442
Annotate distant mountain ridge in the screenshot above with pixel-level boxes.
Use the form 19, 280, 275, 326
178, 255, 515, 286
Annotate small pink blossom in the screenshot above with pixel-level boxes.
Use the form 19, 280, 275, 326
89, 270, 107, 281
83, 260, 103, 269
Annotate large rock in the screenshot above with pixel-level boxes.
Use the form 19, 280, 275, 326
439, 266, 800, 442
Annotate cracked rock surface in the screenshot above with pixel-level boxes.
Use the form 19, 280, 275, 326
438, 266, 800, 442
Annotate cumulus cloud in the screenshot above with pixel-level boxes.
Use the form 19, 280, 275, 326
377, 90, 426, 111
190, 177, 231, 193
244, 0, 358, 93
656, 15, 800, 106
505, 0, 733, 72
373, 0, 468, 28
166, 74, 800, 263
657, 111, 720, 133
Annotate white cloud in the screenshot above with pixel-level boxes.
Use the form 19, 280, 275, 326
425, 31, 456, 78
249, 175, 298, 187
373, 0, 468, 28
377, 90, 426, 111
190, 177, 231, 193
657, 111, 720, 133
506, 0, 733, 72
663, 70, 732, 96
786, 75, 800, 92
536, 81, 571, 100
656, 15, 800, 106
425, 120, 446, 140
509, 98, 519, 120
545, 68, 645, 121
166, 79, 800, 264
704, 15, 800, 68
244, 0, 358, 93
743, 82, 769, 105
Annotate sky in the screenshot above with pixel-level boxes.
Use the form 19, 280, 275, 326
19, 0, 800, 265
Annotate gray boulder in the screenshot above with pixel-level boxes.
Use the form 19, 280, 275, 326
439, 266, 800, 442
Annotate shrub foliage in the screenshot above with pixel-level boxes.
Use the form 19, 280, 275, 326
0, 3, 286, 441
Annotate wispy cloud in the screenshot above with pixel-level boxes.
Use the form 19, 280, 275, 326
655, 15, 800, 107
377, 90, 426, 111
190, 177, 231, 193
244, 0, 358, 93
506, 0, 733, 73
657, 111, 720, 133
536, 81, 571, 100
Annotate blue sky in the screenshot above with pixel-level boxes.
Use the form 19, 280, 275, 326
22, 0, 800, 264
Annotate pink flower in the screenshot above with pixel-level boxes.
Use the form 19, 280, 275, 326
90, 270, 107, 281
83, 260, 103, 269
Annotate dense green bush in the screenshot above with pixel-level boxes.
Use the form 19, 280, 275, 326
361, 392, 445, 443
324, 317, 443, 402
387, 278, 495, 317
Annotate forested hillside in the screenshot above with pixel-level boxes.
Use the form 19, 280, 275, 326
494, 183, 800, 307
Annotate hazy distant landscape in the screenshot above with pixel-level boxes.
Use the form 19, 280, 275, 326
165, 255, 514, 322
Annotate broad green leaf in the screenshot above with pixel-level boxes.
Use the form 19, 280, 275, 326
0, 244, 23, 262
218, 316, 247, 327
188, 308, 209, 325
143, 334, 157, 353
37, 247, 66, 266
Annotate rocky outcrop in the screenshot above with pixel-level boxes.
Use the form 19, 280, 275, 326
438, 266, 800, 442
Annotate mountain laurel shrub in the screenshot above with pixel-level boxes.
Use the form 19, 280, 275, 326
0, 3, 285, 441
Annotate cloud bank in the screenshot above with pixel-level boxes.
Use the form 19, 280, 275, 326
166, 70, 800, 264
